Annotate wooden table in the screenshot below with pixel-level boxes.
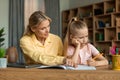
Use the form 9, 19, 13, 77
0, 66, 120, 80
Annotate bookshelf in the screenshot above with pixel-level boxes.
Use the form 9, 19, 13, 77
62, 0, 120, 59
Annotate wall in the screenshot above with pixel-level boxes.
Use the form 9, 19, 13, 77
69, 0, 104, 9
60, 0, 104, 11
0, 0, 9, 48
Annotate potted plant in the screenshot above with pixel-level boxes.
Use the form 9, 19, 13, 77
0, 28, 7, 68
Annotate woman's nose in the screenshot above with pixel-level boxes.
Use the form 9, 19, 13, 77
46, 27, 50, 33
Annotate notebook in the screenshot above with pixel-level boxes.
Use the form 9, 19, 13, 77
36, 65, 96, 70
7, 63, 96, 70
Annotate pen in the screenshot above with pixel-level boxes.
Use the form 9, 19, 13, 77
93, 53, 103, 60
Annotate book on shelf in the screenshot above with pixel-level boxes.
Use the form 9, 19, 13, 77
7, 63, 96, 70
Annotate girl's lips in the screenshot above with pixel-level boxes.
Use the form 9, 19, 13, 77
81, 42, 88, 46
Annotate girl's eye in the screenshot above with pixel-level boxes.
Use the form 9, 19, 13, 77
78, 35, 88, 39
79, 37, 83, 39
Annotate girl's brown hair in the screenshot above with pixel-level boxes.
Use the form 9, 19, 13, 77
63, 17, 88, 56
24, 11, 52, 35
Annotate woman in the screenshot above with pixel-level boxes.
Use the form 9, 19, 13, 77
20, 11, 73, 66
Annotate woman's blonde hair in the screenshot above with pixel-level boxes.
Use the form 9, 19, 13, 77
24, 11, 52, 35
63, 17, 88, 56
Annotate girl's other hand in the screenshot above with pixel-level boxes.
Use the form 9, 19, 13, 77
87, 59, 96, 66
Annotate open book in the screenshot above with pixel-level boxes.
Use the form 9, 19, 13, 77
36, 65, 96, 70
7, 63, 96, 70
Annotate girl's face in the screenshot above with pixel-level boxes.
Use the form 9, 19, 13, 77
71, 27, 89, 46
32, 20, 50, 39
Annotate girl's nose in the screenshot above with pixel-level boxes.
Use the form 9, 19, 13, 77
83, 37, 87, 43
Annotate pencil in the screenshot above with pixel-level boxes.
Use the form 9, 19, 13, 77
93, 53, 103, 60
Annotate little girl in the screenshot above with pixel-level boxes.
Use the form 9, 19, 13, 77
64, 17, 108, 67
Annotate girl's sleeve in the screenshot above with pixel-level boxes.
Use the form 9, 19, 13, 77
89, 44, 99, 56
67, 46, 75, 56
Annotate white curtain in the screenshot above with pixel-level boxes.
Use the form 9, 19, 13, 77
24, 0, 45, 31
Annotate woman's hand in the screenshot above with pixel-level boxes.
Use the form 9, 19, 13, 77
87, 59, 96, 66
65, 58, 74, 67
63, 58, 78, 67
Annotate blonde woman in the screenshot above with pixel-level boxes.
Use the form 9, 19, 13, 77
20, 11, 73, 66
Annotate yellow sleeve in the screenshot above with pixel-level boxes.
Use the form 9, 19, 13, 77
57, 37, 64, 56
20, 36, 64, 66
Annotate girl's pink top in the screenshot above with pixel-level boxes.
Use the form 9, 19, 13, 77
67, 43, 99, 65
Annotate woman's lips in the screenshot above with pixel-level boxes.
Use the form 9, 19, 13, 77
45, 33, 49, 36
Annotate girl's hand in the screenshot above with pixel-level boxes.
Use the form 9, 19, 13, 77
87, 59, 96, 66
71, 38, 80, 47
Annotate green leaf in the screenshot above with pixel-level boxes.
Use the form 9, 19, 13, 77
0, 28, 4, 34
0, 48, 5, 58
0, 38, 5, 42
0, 34, 5, 37
0, 28, 5, 47
0, 43, 4, 47
0, 28, 4, 37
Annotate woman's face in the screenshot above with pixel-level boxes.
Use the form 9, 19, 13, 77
32, 20, 50, 39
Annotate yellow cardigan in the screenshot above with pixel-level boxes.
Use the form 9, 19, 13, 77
20, 33, 64, 66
